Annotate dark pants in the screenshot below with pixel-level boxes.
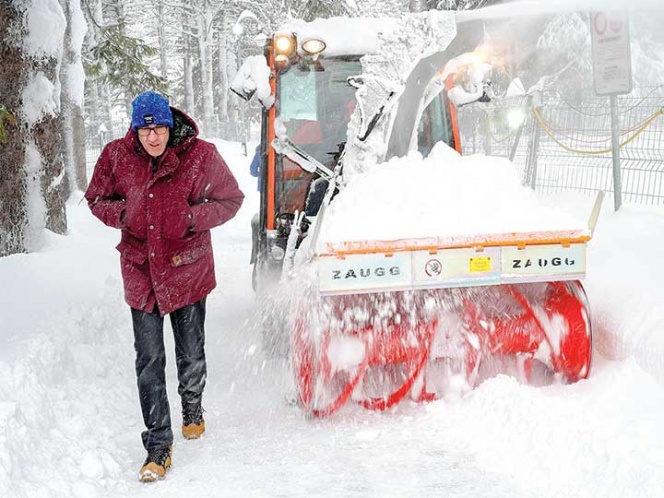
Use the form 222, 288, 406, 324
131, 298, 207, 451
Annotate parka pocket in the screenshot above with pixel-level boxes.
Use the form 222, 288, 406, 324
117, 241, 148, 265
168, 237, 210, 267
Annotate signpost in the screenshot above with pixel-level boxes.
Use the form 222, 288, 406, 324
590, 11, 632, 211
590, 11, 632, 96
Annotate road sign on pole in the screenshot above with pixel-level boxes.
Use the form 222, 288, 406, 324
590, 11, 632, 96
590, 11, 631, 212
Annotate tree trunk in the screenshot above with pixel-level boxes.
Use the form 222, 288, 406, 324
88, 0, 115, 138
218, 24, 229, 122
0, 3, 27, 256
103, 82, 116, 137
196, 12, 216, 136
72, 107, 87, 189
59, 0, 74, 200
226, 38, 239, 127
69, 0, 87, 190
184, 35, 195, 116
0, 1, 67, 256
156, 2, 169, 81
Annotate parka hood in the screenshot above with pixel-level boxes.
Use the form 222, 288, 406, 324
168, 107, 198, 150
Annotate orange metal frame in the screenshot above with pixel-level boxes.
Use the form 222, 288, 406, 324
266, 47, 277, 231
446, 75, 462, 153
319, 230, 592, 258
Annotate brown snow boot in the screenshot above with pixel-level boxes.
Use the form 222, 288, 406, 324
182, 402, 205, 440
138, 446, 172, 482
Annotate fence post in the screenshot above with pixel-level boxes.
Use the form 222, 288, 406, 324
610, 95, 623, 210
527, 111, 541, 190
508, 114, 525, 162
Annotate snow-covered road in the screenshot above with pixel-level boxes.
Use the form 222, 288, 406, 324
1, 140, 664, 498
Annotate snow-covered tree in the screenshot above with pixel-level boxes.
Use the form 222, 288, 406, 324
0, 0, 68, 256
84, 0, 166, 114
152, 0, 228, 137
627, 11, 664, 90
535, 12, 592, 99
283, 0, 355, 20
435, 0, 499, 9
405, 0, 502, 11
59, 0, 88, 192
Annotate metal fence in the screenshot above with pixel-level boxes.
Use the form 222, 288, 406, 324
85, 130, 110, 175
218, 119, 251, 144
457, 88, 664, 206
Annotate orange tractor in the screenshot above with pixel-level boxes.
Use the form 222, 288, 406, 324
234, 11, 596, 417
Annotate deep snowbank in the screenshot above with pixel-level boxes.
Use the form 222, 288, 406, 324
1, 141, 663, 497
321, 145, 587, 244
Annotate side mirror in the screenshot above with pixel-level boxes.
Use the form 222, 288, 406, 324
230, 86, 256, 102
230, 56, 275, 108
231, 59, 259, 101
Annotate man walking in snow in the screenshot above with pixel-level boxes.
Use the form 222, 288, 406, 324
85, 91, 244, 482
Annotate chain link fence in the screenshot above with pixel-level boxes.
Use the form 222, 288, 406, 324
85, 128, 111, 176
218, 119, 251, 144
457, 87, 664, 206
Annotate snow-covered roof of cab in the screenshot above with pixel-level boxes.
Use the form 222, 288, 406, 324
276, 17, 399, 56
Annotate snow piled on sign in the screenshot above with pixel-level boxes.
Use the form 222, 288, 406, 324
320, 143, 586, 244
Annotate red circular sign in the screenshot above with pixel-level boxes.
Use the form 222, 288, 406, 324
425, 259, 442, 277
593, 12, 607, 36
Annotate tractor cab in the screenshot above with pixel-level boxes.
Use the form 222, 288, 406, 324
233, 14, 474, 293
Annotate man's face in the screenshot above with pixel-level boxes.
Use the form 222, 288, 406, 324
137, 125, 170, 157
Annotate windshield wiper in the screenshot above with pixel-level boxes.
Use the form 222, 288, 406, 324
358, 91, 396, 142
271, 136, 335, 181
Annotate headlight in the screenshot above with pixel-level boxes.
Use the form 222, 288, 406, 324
301, 38, 326, 56
274, 32, 297, 59
507, 108, 526, 129
271, 245, 285, 261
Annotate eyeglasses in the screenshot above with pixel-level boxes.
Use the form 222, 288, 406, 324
137, 126, 168, 137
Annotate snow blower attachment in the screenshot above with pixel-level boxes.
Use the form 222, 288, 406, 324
293, 228, 595, 418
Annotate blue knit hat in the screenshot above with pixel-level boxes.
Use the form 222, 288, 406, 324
131, 91, 174, 131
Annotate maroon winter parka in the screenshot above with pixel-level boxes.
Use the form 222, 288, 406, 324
85, 108, 244, 315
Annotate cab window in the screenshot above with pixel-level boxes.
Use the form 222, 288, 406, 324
417, 90, 456, 157
275, 57, 361, 216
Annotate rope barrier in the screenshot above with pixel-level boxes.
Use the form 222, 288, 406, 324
532, 104, 658, 137
532, 106, 664, 155
486, 120, 519, 144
